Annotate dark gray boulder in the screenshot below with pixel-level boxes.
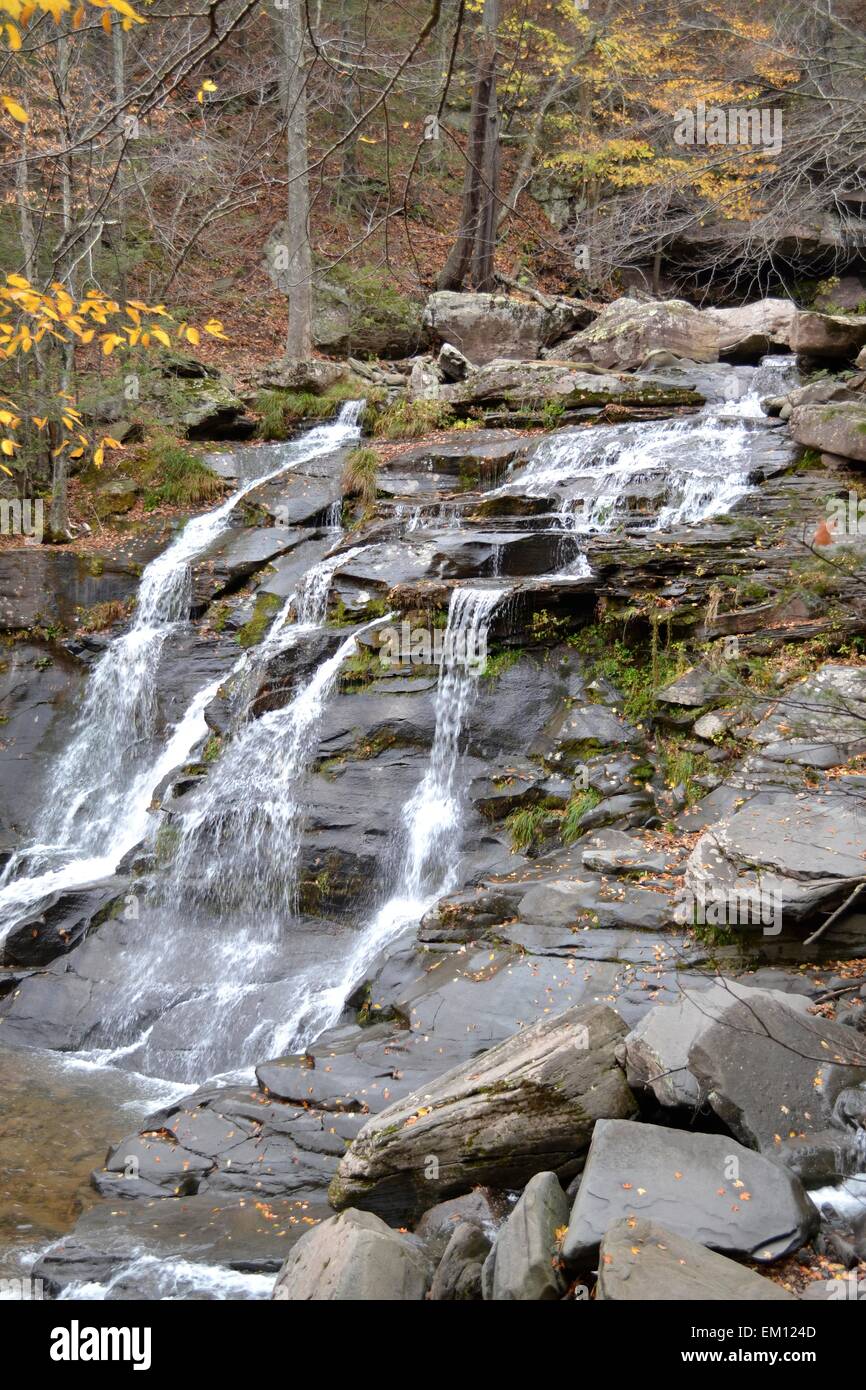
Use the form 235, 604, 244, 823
562, 1119, 817, 1267
429, 1221, 491, 1300
488, 1171, 569, 1300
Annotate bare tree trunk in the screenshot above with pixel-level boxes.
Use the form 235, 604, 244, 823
436, 0, 499, 291
283, 0, 314, 360
15, 126, 36, 280
111, 25, 128, 301
50, 25, 75, 541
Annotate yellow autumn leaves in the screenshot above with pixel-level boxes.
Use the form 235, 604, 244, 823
1, 0, 145, 122
0, 274, 227, 474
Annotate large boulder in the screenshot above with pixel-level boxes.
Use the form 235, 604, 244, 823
562, 1120, 818, 1267
596, 1218, 797, 1301
704, 300, 797, 360
622, 979, 812, 1109
423, 291, 591, 365
790, 311, 866, 361
555, 298, 720, 370
271, 1208, 431, 1300
687, 997, 866, 1159
788, 401, 866, 464
329, 1003, 637, 1222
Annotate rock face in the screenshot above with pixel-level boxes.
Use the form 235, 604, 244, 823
329, 1003, 636, 1222
271, 1208, 431, 1300
562, 1120, 817, 1267
487, 1171, 569, 1301
596, 1218, 797, 1301
423, 291, 592, 365
705, 300, 797, 360
687, 999, 866, 1158
622, 980, 813, 1109
789, 401, 866, 463
556, 298, 719, 370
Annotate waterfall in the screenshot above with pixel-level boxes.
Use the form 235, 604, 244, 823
165, 615, 384, 924
275, 585, 505, 1051
502, 354, 800, 547
0, 404, 364, 933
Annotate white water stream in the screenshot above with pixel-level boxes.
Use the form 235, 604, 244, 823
0, 403, 364, 937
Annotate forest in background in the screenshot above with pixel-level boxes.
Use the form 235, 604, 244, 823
0, 0, 864, 535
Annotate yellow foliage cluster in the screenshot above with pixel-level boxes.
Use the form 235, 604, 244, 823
0, 275, 226, 475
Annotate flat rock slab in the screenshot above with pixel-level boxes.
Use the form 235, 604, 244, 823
750, 664, 866, 767
330, 1003, 636, 1223
623, 979, 812, 1109
685, 789, 866, 924
271, 1208, 431, 1301
562, 1119, 817, 1267
596, 1218, 797, 1301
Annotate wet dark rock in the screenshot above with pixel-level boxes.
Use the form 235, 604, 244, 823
414, 1187, 508, 1255
34, 1192, 317, 1296
429, 1221, 490, 1300
0, 642, 85, 842
0, 551, 141, 633
1, 877, 126, 967
192, 527, 315, 606
562, 1119, 818, 1268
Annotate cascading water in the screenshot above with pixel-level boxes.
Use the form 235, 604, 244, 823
166, 614, 382, 924
275, 585, 505, 1051
0, 403, 364, 935
501, 354, 801, 547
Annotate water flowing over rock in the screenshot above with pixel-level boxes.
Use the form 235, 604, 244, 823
9, 339, 866, 1302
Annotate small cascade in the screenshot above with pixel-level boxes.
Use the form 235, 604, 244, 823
0, 405, 364, 932
277, 585, 505, 1051
166, 616, 383, 924
502, 355, 800, 551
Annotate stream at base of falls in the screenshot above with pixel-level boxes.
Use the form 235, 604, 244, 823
8, 354, 861, 1298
